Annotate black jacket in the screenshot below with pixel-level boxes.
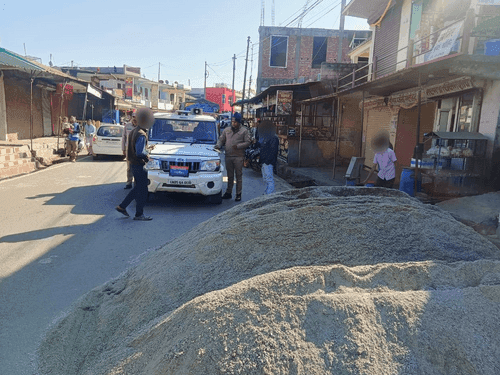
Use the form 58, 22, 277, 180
258, 135, 279, 165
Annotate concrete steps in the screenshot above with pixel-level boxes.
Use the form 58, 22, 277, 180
0, 145, 37, 179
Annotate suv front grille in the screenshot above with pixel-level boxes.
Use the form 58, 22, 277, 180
161, 160, 201, 173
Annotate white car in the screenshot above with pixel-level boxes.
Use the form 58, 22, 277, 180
92, 124, 125, 160
145, 110, 223, 204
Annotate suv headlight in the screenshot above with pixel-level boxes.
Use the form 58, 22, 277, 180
145, 158, 161, 170
200, 159, 220, 171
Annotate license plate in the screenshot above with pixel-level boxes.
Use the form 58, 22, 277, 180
169, 165, 189, 177
169, 180, 192, 185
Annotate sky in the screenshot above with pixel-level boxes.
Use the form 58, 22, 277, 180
0, 0, 370, 92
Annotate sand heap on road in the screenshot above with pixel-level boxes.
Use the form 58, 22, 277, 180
38, 187, 500, 375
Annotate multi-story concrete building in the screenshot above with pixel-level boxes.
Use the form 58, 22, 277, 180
256, 26, 371, 93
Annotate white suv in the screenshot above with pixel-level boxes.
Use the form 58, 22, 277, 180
145, 110, 223, 204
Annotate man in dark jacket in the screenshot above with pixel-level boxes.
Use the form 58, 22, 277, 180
256, 120, 279, 194
215, 112, 251, 201
116, 108, 155, 221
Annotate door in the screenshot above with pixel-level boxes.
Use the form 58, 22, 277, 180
395, 102, 437, 178
42, 90, 52, 136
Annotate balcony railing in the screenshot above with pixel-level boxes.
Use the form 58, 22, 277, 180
336, 9, 494, 93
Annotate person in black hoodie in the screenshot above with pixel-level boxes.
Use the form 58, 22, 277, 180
256, 120, 279, 194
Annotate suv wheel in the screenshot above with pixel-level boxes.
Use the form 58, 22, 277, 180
207, 191, 222, 204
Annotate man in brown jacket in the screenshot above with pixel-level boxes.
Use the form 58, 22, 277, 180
215, 112, 251, 201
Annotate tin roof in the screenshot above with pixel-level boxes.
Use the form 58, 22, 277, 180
0, 48, 44, 71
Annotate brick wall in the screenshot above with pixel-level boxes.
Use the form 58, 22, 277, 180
257, 27, 371, 92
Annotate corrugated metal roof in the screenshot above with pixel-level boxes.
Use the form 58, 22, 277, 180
0, 48, 44, 71
425, 132, 488, 140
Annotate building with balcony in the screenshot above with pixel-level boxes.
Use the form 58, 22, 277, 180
325, 0, 500, 194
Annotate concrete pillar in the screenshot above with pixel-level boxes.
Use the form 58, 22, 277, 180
0, 72, 7, 140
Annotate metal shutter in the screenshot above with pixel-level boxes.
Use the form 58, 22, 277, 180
373, 3, 402, 77
364, 107, 393, 165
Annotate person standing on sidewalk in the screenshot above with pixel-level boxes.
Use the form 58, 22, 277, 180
63, 116, 80, 162
84, 120, 96, 155
116, 108, 155, 221
256, 120, 279, 194
122, 112, 137, 189
214, 112, 251, 202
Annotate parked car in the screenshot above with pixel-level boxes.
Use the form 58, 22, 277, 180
92, 124, 125, 160
144, 109, 223, 204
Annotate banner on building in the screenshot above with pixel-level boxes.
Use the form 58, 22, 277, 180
425, 21, 464, 62
276, 90, 293, 115
125, 77, 133, 100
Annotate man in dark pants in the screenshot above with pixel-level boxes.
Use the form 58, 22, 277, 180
116, 108, 155, 221
214, 112, 251, 201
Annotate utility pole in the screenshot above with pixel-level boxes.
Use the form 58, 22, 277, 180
241, 36, 251, 116
204, 61, 207, 99
231, 54, 236, 114
158, 62, 160, 82
338, 0, 346, 63
248, 44, 254, 100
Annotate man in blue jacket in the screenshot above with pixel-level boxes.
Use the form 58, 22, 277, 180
256, 120, 279, 194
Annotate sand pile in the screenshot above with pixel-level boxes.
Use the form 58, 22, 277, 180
38, 187, 500, 375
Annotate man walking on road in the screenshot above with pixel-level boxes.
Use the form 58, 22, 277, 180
122, 111, 137, 189
214, 112, 251, 202
116, 108, 155, 221
256, 120, 279, 195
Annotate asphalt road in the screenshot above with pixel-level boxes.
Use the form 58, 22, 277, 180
0, 155, 292, 375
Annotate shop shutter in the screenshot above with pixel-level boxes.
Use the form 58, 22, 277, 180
42, 90, 52, 136
373, 3, 402, 77
364, 107, 393, 165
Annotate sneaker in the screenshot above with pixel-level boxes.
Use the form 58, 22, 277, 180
222, 192, 232, 199
124, 184, 133, 189
133, 215, 153, 221
235, 194, 241, 202
115, 206, 129, 217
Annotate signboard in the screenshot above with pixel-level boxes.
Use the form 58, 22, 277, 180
425, 77, 474, 98
276, 90, 293, 115
478, 0, 500, 4
425, 21, 464, 62
125, 77, 133, 100
87, 84, 102, 99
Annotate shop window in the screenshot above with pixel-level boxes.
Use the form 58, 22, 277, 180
222, 94, 226, 104
170, 94, 175, 102
455, 92, 474, 132
270, 36, 288, 68
312, 37, 327, 69
435, 91, 478, 133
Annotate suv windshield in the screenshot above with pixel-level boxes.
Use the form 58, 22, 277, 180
149, 119, 217, 144
97, 126, 123, 137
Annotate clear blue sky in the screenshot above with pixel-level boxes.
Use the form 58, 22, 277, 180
0, 0, 369, 91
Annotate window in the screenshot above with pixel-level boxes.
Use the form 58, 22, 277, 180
312, 37, 327, 69
117, 83, 122, 89
170, 94, 175, 102
145, 88, 149, 99
270, 36, 288, 68
222, 94, 226, 104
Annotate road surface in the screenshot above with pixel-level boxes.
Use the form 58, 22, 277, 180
0, 155, 292, 375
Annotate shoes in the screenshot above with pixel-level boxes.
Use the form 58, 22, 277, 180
116, 206, 129, 217
124, 184, 133, 189
222, 192, 232, 199
235, 194, 241, 202
133, 215, 153, 221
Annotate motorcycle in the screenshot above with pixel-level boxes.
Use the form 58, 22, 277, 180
244, 143, 261, 172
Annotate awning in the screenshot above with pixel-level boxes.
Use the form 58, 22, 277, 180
0, 48, 44, 71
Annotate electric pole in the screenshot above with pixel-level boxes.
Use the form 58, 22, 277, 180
241, 36, 251, 116
248, 44, 254, 100
158, 62, 160, 82
231, 54, 236, 114
204, 61, 207, 99
338, 0, 346, 63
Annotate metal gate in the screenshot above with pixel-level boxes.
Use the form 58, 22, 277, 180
373, 2, 402, 77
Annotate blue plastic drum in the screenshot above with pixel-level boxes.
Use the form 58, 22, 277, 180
399, 168, 422, 196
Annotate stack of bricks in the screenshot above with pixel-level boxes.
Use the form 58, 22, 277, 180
0, 145, 36, 179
